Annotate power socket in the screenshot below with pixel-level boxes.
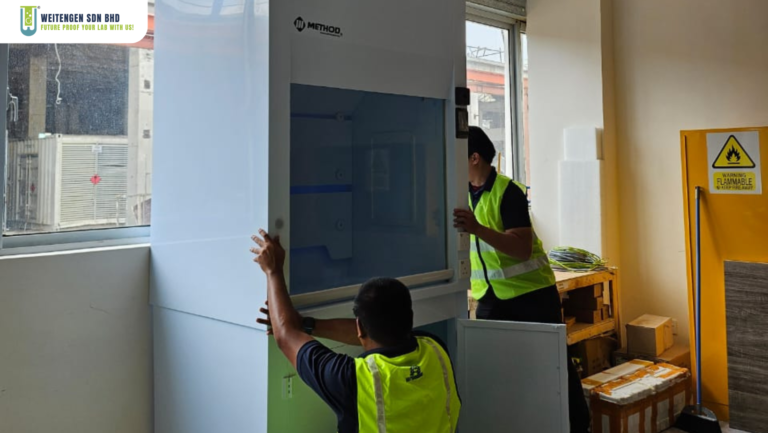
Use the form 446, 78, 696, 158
282, 375, 294, 400
458, 232, 471, 252
459, 259, 471, 279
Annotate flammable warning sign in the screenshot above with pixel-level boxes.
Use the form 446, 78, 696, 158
707, 131, 762, 195
713, 172, 756, 191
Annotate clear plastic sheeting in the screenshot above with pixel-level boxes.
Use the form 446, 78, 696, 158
289, 84, 448, 294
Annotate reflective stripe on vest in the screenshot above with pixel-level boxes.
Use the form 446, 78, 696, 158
468, 174, 556, 300
354, 337, 461, 433
470, 254, 550, 281
365, 357, 387, 433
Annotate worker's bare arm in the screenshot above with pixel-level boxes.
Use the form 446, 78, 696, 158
257, 306, 361, 346
476, 226, 533, 261
251, 230, 314, 368
453, 209, 533, 261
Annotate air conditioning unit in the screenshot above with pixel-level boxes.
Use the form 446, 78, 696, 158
6, 134, 129, 233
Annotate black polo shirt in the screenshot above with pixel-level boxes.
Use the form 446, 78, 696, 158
295, 331, 458, 433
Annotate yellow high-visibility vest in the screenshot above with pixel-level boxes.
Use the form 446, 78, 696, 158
468, 173, 556, 300
354, 336, 460, 433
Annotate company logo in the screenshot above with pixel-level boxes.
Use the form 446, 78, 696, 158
294, 17, 306, 32
4, 2, 146, 43
293, 16, 342, 38
405, 366, 423, 382
20, 6, 39, 37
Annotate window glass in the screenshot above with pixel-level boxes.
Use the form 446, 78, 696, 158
289, 84, 447, 295
466, 21, 510, 174
521, 32, 531, 192
5, 43, 153, 235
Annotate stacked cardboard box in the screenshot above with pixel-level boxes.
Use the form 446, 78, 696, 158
572, 337, 619, 377
625, 314, 674, 357
564, 284, 610, 324
581, 359, 655, 399
613, 345, 691, 371
586, 363, 692, 433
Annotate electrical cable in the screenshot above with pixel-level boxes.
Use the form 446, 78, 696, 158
54, 43, 62, 105
7, 88, 19, 122
548, 246, 608, 272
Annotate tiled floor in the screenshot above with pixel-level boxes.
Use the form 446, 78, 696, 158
665, 422, 748, 433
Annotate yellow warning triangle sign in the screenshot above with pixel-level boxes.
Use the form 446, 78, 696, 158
712, 135, 756, 168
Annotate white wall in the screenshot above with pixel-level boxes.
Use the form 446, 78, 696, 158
528, 0, 768, 345
0, 246, 152, 433
526, 0, 620, 269
611, 0, 768, 344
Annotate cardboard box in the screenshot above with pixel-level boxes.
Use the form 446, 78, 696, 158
582, 360, 655, 398
589, 366, 691, 433
582, 371, 619, 395
570, 283, 604, 299
574, 309, 603, 324
614, 345, 691, 371
566, 296, 604, 310
626, 315, 674, 357
574, 337, 618, 377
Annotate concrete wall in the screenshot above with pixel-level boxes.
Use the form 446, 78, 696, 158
0, 246, 152, 433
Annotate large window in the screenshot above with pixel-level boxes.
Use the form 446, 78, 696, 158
466, 13, 529, 191
520, 31, 530, 189
1, 12, 154, 249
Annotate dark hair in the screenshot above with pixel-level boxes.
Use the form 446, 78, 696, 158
353, 277, 413, 346
468, 126, 497, 164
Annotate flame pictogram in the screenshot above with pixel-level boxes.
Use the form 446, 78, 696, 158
713, 135, 756, 169
726, 146, 741, 163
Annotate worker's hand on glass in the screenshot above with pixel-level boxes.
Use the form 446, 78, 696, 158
453, 208, 480, 234
250, 229, 286, 275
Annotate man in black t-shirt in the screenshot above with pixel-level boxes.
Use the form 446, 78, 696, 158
453, 126, 591, 433
250, 230, 461, 433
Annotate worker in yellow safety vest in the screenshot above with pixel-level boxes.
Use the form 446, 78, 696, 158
453, 126, 590, 433
251, 230, 461, 433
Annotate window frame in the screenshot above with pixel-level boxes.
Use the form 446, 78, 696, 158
466, 5, 527, 184
0, 31, 154, 254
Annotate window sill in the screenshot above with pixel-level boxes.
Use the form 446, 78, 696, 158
0, 226, 150, 257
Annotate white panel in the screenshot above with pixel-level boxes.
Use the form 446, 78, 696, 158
456, 319, 569, 433
150, 0, 271, 326
291, 38, 453, 99
564, 126, 602, 161
285, 0, 457, 98
154, 307, 269, 433
301, 283, 467, 325
558, 160, 603, 255
0, 246, 151, 433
